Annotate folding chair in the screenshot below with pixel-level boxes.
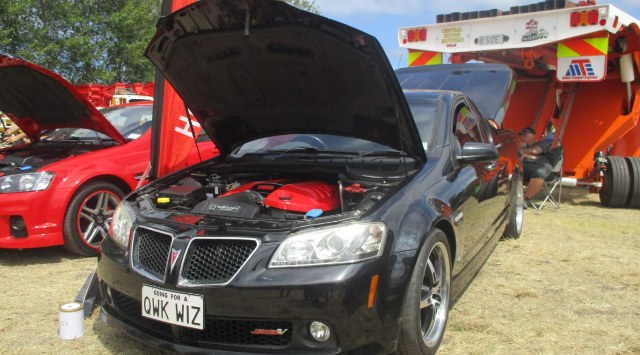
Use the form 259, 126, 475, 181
532, 146, 563, 210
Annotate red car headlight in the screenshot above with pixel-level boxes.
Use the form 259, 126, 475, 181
0, 172, 55, 193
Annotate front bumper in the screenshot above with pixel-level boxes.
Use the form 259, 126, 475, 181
0, 189, 66, 248
97, 236, 406, 354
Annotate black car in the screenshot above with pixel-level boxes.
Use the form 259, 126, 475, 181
97, 1, 523, 354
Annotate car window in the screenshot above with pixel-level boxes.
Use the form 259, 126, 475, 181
102, 105, 153, 139
454, 103, 485, 145
397, 68, 511, 121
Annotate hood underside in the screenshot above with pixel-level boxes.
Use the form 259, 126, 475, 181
0, 54, 126, 144
145, 0, 424, 161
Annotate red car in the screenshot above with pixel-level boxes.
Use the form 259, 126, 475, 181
0, 54, 217, 256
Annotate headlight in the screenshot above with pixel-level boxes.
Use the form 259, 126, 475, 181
269, 222, 387, 267
0, 172, 55, 193
108, 202, 136, 249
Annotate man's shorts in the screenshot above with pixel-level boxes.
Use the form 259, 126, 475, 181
524, 159, 552, 180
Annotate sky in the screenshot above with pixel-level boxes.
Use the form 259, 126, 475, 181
311, 0, 640, 69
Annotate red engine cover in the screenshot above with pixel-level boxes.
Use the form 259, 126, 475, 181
265, 181, 339, 212
221, 180, 340, 213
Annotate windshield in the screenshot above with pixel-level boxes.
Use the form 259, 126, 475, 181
396, 67, 511, 121
231, 134, 395, 157
42, 104, 153, 141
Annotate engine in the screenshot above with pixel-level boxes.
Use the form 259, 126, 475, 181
152, 175, 384, 220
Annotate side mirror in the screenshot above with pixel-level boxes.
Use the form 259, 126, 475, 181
457, 142, 498, 163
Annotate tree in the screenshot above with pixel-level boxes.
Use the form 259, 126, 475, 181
0, 0, 318, 84
284, 0, 319, 13
0, 0, 161, 83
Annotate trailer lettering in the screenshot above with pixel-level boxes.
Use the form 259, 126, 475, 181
441, 27, 464, 45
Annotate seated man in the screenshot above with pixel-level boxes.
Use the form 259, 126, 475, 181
519, 127, 552, 201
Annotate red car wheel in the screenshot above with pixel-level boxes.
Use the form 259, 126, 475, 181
63, 182, 125, 256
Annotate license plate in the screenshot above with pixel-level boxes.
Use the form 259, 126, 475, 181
141, 285, 204, 330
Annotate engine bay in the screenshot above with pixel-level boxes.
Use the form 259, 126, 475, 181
0, 142, 107, 174
149, 169, 396, 221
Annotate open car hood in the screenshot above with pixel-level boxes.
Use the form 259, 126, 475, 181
0, 54, 127, 144
145, 0, 425, 161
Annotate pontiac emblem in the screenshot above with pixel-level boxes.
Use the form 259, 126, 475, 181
170, 249, 181, 272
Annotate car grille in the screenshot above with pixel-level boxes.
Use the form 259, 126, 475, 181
130, 226, 258, 286
109, 288, 291, 347
179, 238, 259, 286
131, 227, 173, 282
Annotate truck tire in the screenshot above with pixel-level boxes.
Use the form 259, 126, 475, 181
599, 156, 630, 208
626, 157, 640, 208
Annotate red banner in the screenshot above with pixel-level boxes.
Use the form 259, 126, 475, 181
151, 0, 201, 179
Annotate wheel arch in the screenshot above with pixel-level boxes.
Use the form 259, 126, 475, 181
60, 174, 134, 227
61, 175, 133, 256
433, 218, 456, 267
75, 175, 135, 196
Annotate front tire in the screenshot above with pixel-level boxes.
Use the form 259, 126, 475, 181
397, 229, 452, 355
63, 182, 124, 256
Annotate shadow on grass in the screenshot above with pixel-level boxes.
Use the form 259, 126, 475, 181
530, 186, 604, 208
0, 246, 89, 266
91, 314, 170, 355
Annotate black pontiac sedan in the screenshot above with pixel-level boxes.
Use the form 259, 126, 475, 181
97, 1, 524, 354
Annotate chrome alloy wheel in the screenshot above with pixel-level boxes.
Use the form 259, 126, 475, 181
420, 240, 451, 347
76, 190, 120, 247
514, 177, 524, 234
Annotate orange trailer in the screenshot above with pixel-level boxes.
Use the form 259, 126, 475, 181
73, 82, 154, 108
398, 0, 640, 207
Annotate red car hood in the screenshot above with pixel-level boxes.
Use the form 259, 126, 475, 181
0, 54, 127, 144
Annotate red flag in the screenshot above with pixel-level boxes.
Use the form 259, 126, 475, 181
151, 0, 202, 179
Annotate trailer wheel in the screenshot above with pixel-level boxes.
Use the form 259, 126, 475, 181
626, 157, 640, 208
599, 156, 630, 208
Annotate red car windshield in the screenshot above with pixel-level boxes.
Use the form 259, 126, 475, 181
42, 105, 152, 142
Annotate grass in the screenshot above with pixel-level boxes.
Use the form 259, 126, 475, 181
0, 187, 638, 354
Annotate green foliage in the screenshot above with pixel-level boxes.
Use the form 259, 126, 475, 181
284, 0, 319, 13
0, 0, 318, 84
0, 0, 161, 83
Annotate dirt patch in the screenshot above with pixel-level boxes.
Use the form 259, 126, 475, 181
0, 187, 638, 354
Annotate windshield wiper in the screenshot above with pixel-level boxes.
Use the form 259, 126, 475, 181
360, 149, 407, 157
270, 147, 318, 154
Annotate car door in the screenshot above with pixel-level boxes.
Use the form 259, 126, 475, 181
451, 98, 500, 266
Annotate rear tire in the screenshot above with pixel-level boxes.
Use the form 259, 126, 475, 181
626, 157, 640, 208
63, 182, 124, 256
397, 229, 451, 355
503, 175, 524, 239
599, 156, 630, 207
